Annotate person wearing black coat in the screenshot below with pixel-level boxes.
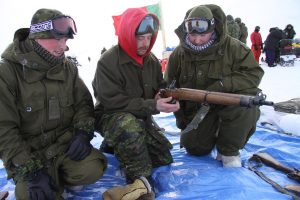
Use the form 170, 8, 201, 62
264, 27, 285, 67
284, 24, 296, 39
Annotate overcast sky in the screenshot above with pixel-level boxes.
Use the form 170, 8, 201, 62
1, 0, 299, 58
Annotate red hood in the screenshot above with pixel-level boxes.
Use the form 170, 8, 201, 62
112, 8, 159, 66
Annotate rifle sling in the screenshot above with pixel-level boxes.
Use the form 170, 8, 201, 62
247, 155, 300, 200
181, 104, 210, 135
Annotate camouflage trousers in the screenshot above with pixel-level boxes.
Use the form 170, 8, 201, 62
100, 112, 173, 183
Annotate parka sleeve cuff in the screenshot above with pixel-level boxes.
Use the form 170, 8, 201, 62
143, 99, 159, 115
11, 151, 34, 167
73, 117, 95, 133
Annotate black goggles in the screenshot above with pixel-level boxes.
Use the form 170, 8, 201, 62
136, 15, 159, 35
184, 18, 215, 34
30, 15, 77, 38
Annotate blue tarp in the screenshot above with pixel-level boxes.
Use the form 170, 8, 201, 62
1, 114, 300, 199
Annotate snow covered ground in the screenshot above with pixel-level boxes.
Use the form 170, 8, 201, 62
257, 56, 300, 136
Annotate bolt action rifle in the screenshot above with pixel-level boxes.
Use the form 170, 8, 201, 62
248, 153, 300, 199
251, 153, 300, 183
160, 80, 274, 107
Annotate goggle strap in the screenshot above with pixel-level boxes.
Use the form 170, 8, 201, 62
29, 16, 77, 35
30, 20, 53, 33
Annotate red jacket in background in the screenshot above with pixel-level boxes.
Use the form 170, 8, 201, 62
250, 31, 263, 63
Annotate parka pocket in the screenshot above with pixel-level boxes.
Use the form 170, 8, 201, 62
178, 61, 194, 88
18, 99, 45, 133
59, 94, 75, 126
144, 81, 158, 98
151, 81, 158, 92
179, 73, 194, 88
207, 63, 233, 79
207, 63, 233, 92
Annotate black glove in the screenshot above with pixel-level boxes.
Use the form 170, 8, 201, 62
65, 129, 93, 161
25, 169, 55, 200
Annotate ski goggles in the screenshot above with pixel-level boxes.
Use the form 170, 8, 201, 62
136, 15, 159, 35
184, 18, 215, 34
30, 15, 77, 38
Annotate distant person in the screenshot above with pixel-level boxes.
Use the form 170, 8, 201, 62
160, 58, 168, 72
92, 7, 179, 200
165, 4, 264, 168
235, 17, 248, 44
226, 14, 240, 39
264, 27, 285, 67
284, 24, 296, 39
0, 8, 107, 199
250, 26, 263, 63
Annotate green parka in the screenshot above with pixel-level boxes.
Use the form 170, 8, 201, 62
93, 45, 165, 123
0, 28, 95, 178
226, 15, 240, 39
238, 23, 248, 44
165, 4, 264, 127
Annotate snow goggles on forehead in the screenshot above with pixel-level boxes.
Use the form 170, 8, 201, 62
30, 15, 77, 38
184, 18, 215, 34
136, 15, 159, 35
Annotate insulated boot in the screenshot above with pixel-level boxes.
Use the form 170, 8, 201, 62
103, 177, 152, 200
221, 154, 242, 167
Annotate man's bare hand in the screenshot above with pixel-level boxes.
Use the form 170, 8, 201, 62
156, 97, 180, 113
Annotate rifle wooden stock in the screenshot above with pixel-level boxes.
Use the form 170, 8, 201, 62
254, 153, 300, 182
160, 88, 274, 107
249, 153, 300, 199
254, 153, 294, 174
